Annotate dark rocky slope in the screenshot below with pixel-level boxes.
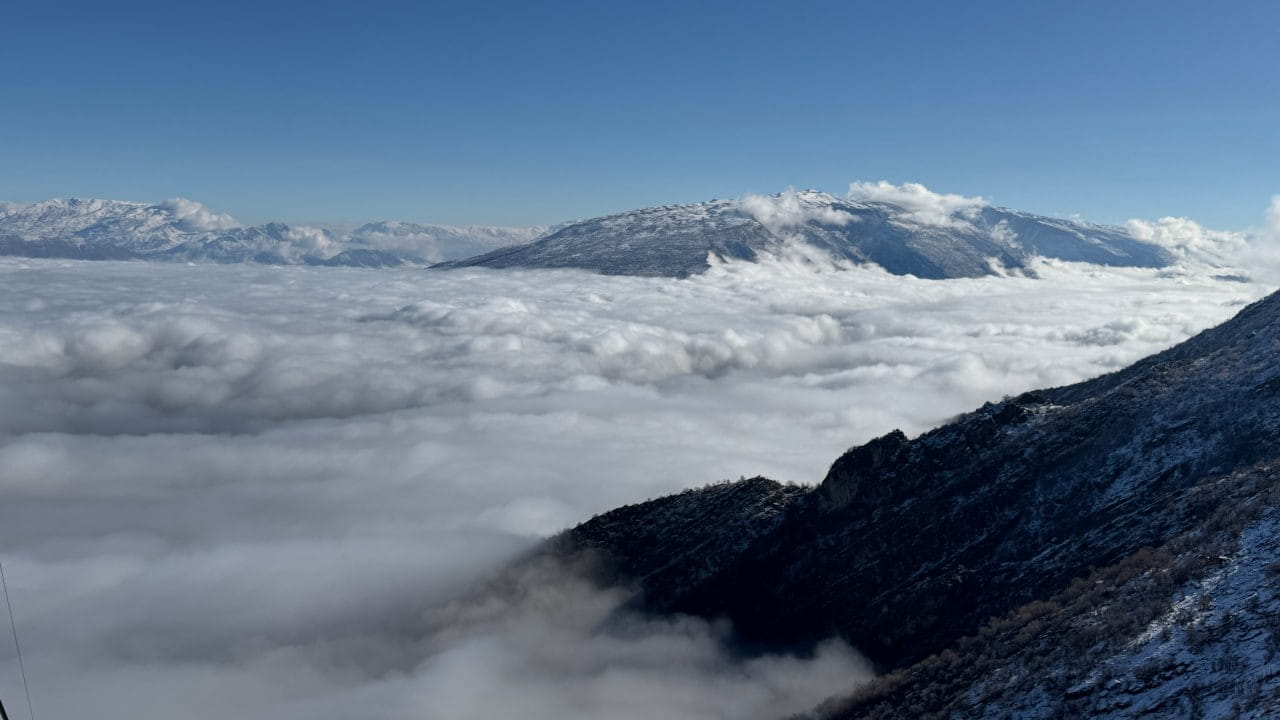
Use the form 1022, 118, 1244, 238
805, 461, 1280, 719
550, 287, 1280, 690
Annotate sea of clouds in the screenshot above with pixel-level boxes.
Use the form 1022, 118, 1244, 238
0, 248, 1274, 718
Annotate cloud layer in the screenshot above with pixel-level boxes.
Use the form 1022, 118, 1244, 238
0, 256, 1270, 718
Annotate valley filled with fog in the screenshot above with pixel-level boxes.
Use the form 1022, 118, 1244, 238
0, 255, 1270, 719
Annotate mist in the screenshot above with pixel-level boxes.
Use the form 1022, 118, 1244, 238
0, 254, 1269, 718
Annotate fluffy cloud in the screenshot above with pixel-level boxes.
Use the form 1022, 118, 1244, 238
1267, 196, 1280, 241
1123, 197, 1280, 282
282, 224, 341, 257
738, 188, 855, 234
1124, 216, 1247, 264
847, 180, 988, 228
0, 256, 1270, 718
160, 197, 241, 232
1254, 195, 1280, 270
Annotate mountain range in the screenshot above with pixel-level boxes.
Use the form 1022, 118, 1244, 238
2, 190, 1182, 278
543, 286, 1280, 717
0, 197, 547, 266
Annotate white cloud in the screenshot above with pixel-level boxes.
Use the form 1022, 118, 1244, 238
0, 201, 28, 217
160, 197, 241, 231
282, 224, 340, 257
1253, 195, 1280, 268
1124, 216, 1247, 264
1267, 196, 1280, 242
847, 180, 988, 228
1123, 197, 1280, 282
0, 256, 1270, 719
738, 188, 855, 235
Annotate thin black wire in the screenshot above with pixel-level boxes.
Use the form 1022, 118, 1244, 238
0, 562, 33, 720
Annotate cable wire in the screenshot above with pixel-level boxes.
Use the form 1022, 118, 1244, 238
0, 562, 33, 720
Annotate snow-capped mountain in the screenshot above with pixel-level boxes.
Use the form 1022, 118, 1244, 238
543, 287, 1280, 717
440, 189, 1174, 278
0, 197, 546, 266
0, 198, 239, 253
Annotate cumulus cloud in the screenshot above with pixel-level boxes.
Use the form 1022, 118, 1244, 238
1267, 196, 1280, 241
1122, 196, 1280, 282
282, 224, 341, 258
1124, 216, 1247, 265
160, 197, 241, 232
1251, 195, 1280, 275
847, 180, 988, 228
738, 188, 855, 235
0, 256, 1270, 719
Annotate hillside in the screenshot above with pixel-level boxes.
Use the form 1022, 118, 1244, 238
547, 287, 1280, 716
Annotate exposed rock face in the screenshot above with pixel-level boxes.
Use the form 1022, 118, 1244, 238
440, 191, 1172, 278
561, 478, 807, 608
548, 289, 1280, 716
814, 429, 910, 511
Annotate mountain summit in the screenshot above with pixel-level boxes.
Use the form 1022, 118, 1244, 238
440, 189, 1174, 278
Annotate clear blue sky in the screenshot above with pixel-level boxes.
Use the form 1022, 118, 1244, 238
2, 0, 1277, 228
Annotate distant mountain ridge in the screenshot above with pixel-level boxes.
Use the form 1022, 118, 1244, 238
440, 189, 1175, 278
0, 197, 547, 266
0, 189, 1185, 276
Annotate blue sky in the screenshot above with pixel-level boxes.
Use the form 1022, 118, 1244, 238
2, 0, 1277, 228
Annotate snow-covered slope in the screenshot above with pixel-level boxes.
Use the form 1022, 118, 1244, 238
440, 189, 1174, 278
0, 198, 549, 266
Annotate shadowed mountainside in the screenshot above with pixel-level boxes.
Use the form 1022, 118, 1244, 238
544, 288, 1280, 716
